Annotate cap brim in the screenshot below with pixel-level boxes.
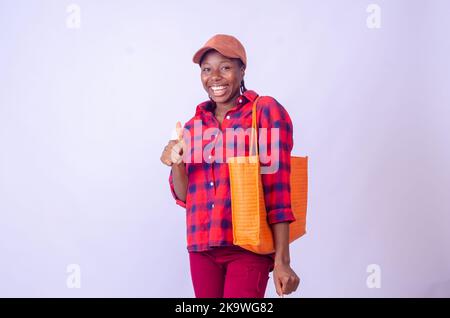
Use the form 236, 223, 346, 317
192, 46, 242, 65
192, 47, 214, 64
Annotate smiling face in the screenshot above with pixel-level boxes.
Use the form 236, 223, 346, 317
200, 50, 245, 106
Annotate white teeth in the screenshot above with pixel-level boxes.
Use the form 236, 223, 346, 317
211, 86, 227, 91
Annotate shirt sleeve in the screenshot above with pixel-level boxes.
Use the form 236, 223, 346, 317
258, 97, 296, 225
169, 169, 187, 208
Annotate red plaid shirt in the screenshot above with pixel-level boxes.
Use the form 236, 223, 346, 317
169, 90, 295, 252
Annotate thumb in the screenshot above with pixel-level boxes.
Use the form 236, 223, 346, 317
274, 275, 283, 297
176, 121, 183, 141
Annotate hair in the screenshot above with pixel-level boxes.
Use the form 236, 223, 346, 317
238, 59, 247, 94
240, 79, 247, 94
198, 49, 214, 66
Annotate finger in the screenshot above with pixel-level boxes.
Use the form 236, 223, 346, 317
171, 153, 181, 163
176, 121, 183, 141
179, 137, 186, 147
293, 276, 300, 291
281, 277, 291, 295
171, 149, 182, 163
172, 143, 182, 155
283, 285, 292, 295
283, 277, 297, 295
170, 122, 182, 141
178, 138, 186, 155
172, 147, 183, 163
166, 141, 178, 154
162, 158, 172, 166
175, 156, 183, 165
274, 276, 283, 297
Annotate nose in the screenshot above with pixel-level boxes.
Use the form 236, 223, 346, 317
210, 68, 222, 82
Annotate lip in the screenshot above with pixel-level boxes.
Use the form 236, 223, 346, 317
209, 84, 229, 97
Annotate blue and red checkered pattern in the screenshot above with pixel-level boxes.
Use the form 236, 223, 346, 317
169, 90, 296, 252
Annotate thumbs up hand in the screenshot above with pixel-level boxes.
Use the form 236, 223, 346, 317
160, 121, 186, 166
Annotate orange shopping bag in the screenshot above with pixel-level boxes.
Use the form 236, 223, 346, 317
227, 97, 308, 254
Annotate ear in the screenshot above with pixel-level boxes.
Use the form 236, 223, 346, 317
240, 66, 245, 79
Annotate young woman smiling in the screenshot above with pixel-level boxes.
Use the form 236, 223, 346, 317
160, 34, 300, 298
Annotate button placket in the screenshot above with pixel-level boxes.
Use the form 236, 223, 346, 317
204, 112, 221, 212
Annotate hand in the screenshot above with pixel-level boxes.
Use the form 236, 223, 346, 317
160, 121, 185, 166
273, 263, 300, 296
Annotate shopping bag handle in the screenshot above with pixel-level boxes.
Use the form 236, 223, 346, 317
249, 96, 262, 157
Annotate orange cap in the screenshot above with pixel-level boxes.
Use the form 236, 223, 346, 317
192, 34, 247, 68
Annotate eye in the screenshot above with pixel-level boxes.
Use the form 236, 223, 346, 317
221, 66, 231, 71
202, 67, 211, 72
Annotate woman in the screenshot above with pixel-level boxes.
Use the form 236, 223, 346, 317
160, 34, 300, 298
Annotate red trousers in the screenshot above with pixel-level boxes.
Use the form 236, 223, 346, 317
189, 245, 274, 298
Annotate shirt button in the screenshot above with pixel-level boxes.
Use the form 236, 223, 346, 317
238, 98, 243, 103
210, 181, 214, 187
208, 155, 213, 160
226, 115, 230, 120
211, 203, 215, 209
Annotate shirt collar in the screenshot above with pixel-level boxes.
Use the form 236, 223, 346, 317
195, 90, 259, 116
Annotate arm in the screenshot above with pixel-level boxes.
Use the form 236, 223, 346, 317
171, 162, 188, 202
271, 222, 291, 266
258, 97, 300, 296
271, 222, 300, 296
161, 134, 188, 207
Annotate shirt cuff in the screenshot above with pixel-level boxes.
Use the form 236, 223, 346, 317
169, 171, 186, 208
267, 208, 296, 225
